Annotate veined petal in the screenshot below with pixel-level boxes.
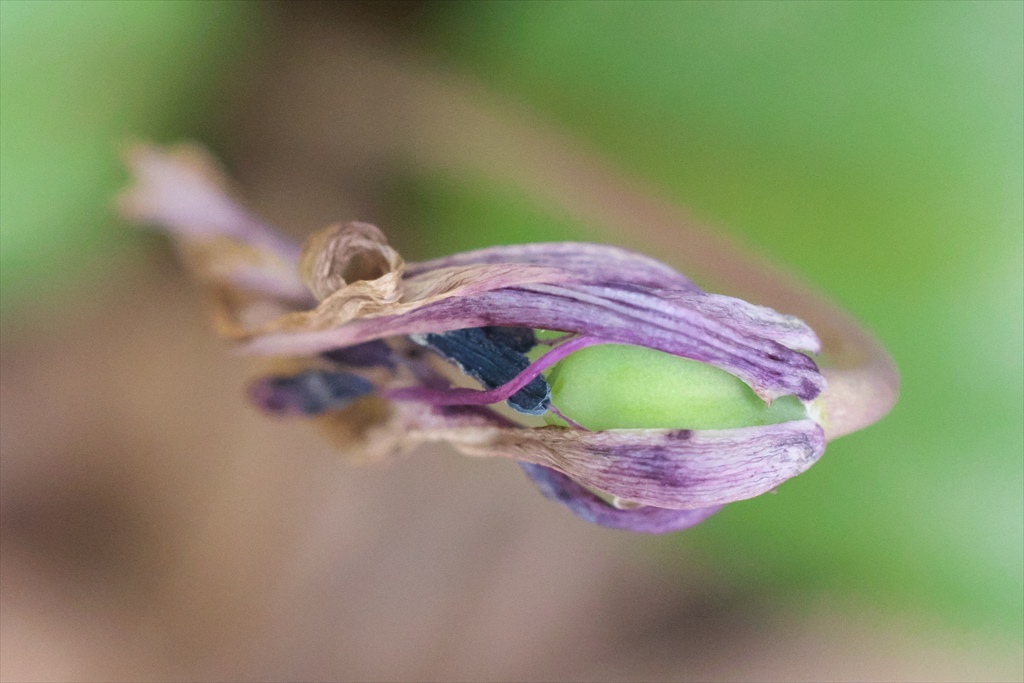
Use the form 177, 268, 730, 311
514, 283, 824, 400
433, 420, 826, 510
662, 291, 822, 354
278, 224, 576, 334
405, 242, 699, 291
519, 463, 723, 534
245, 286, 823, 402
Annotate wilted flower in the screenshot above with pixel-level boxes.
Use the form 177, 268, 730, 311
121, 144, 832, 533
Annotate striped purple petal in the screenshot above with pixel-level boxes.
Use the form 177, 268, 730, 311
405, 241, 699, 292
440, 420, 826, 510
519, 463, 723, 533
244, 284, 823, 402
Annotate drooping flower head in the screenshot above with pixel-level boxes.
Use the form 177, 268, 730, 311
120, 144, 831, 533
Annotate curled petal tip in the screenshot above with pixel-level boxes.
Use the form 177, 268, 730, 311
299, 222, 405, 301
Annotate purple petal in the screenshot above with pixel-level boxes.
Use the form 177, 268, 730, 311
406, 242, 699, 291
442, 420, 827, 510
519, 463, 723, 534
244, 286, 823, 402
515, 283, 824, 399
663, 291, 821, 354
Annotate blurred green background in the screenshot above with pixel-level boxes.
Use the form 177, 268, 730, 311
0, 0, 258, 309
2, 0, 1021, 652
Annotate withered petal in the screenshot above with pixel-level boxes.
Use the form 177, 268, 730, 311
435, 420, 826, 510
246, 285, 823, 402
298, 221, 405, 302
405, 241, 699, 291
519, 463, 723, 534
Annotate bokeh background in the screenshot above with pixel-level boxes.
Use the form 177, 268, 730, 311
2, 2, 1021, 681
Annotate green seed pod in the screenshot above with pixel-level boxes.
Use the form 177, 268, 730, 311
545, 344, 809, 431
